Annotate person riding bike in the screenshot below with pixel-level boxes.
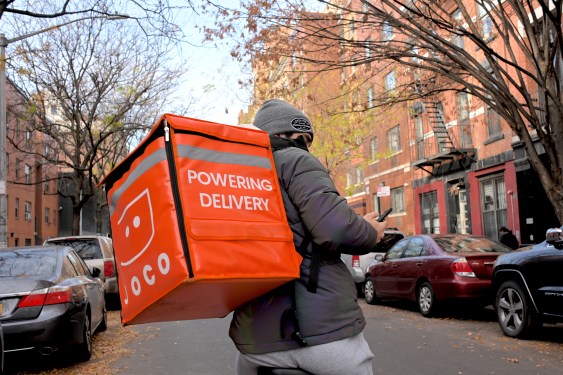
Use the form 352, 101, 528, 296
229, 99, 387, 375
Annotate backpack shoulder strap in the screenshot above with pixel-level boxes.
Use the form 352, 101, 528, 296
270, 135, 320, 294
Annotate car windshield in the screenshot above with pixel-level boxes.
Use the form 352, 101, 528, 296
0, 249, 57, 277
47, 239, 102, 260
433, 236, 511, 253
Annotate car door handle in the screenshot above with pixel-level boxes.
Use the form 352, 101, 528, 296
391, 264, 398, 268
416, 262, 423, 266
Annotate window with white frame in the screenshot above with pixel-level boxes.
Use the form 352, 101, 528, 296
26, 129, 32, 144
384, 71, 396, 93
391, 187, 405, 213
24, 164, 31, 184
478, 2, 493, 40
387, 125, 401, 152
367, 87, 374, 108
451, 9, 464, 49
383, 21, 393, 41
370, 137, 378, 160
346, 171, 353, 187
365, 38, 372, 60
24, 201, 32, 221
355, 166, 363, 185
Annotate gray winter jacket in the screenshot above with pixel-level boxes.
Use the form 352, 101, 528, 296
229, 139, 378, 354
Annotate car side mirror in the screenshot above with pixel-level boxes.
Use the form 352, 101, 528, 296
91, 267, 102, 278
545, 228, 563, 249
374, 254, 384, 262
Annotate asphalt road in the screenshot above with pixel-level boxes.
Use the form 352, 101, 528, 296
110, 301, 563, 375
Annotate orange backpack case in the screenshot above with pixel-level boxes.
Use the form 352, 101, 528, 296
101, 114, 301, 325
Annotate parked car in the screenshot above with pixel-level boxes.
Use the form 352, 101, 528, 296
492, 227, 563, 338
342, 228, 405, 296
364, 234, 512, 316
0, 246, 107, 360
44, 235, 118, 297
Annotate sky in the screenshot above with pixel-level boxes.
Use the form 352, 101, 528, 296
171, 2, 252, 126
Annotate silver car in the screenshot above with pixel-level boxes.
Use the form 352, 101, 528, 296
44, 235, 118, 297
341, 229, 405, 296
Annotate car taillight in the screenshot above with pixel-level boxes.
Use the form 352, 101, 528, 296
450, 257, 476, 277
352, 255, 360, 268
104, 260, 115, 277
17, 286, 72, 308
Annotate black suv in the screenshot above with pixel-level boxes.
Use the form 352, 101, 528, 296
491, 227, 563, 338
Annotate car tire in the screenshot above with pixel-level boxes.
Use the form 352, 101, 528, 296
364, 276, 378, 305
496, 280, 537, 338
356, 283, 365, 298
417, 282, 435, 317
75, 312, 93, 361
97, 306, 108, 333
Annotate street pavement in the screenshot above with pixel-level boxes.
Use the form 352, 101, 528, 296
112, 301, 563, 375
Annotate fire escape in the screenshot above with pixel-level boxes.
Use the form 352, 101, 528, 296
411, 100, 476, 175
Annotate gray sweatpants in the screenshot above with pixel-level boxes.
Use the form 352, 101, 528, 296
235, 332, 374, 375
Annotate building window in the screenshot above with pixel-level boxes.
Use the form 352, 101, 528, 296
411, 45, 420, 64
481, 175, 507, 241
420, 191, 440, 234
15, 158, 20, 178
451, 9, 464, 49
26, 129, 32, 144
44, 179, 50, 193
457, 92, 472, 147
391, 186, 405, 213
346, 171, 353, 187
383, 21, 393, 41
45, 207, 50, 224
486, 105, 502, 137
365, 38, 372, 60
367, 87, 374, 108
15, 197, 19, 219
478, 3, 493, 40
24, 164, 31, 184
384, 71, 396, 93
387, 125, 401, 152
24, 201, 32, 221
370, 137, 378, 160
292, 51, 297, 67
355, 166, 363, 185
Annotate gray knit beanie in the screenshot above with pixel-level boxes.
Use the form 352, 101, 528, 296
253, 99, 314, 140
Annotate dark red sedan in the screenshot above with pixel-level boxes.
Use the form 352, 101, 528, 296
364, 234, 512, 317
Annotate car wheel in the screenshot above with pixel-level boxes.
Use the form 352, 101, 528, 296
417, 282, 435, 317
75, 312, 92, 361
356, 283, 365, 298
496, 280, 536, 338
364, 277, 378, 305
97, 306, 108, 333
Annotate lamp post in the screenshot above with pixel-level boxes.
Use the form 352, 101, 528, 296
0, 14, 128, 247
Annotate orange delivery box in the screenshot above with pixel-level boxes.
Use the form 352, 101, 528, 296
100, 114, 302, 325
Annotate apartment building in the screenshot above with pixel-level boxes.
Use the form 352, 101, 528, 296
5, 79, 59, 245
244, 0, 560, 244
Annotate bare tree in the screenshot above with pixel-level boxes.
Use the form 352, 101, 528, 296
205, 0, 563, 224
6, 15, 186, 234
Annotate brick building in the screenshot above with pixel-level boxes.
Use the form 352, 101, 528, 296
243, 0, 560, 244
5, 79, 59, 245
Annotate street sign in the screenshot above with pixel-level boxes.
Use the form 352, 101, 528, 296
377, 186, 390, 197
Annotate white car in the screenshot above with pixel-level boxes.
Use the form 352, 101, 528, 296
44, 235, 118, 297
